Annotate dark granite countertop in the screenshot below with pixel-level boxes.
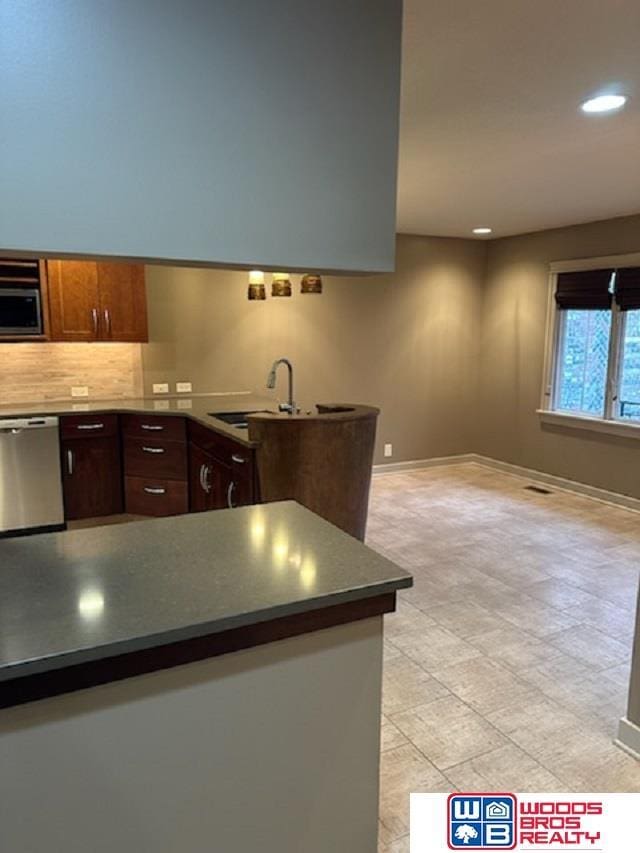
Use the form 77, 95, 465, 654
0, 394, 380, 448
0, 502, 412, 684
0, 392, 273, 447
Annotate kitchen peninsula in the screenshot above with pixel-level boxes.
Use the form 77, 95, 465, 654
0, 393, 378, 539
0, 501, 411, 853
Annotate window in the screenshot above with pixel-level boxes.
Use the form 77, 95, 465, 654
555, 309, 611, 415
620, 309, 640, 419
550, 265, 640, 423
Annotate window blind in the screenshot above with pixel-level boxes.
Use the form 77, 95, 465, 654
614, 268, 640, 311
555, 269, 614, 309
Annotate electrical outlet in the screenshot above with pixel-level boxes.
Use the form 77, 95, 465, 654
177, 398, 193, 410
153, 400, 170, 411
384, 443, 393, 458
153, 383, 169, 394
176, 382, 192, 393
71, 386, 89, 397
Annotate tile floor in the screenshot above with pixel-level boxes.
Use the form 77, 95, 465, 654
366, 462, 640, 853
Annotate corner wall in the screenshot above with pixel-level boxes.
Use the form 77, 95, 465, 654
142, 235, 487, 465
477, 213, 640, 500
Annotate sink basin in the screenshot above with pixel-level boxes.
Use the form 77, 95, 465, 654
209, 410, 268, 429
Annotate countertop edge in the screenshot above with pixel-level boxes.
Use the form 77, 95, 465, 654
0, 577, 411, 686
0, 398, 383, 448
0, 586, 408, 709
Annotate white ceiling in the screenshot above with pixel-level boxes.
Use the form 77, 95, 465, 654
397, 0, 640, 238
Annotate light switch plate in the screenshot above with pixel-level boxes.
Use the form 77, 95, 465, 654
384, 443, 393, 457
176, 382, 192, 393
153, 383, 169, 394
177, 399, 193, 410
72, 403, 90, 412
71, 386, 89, 397
153, 400, 170, 410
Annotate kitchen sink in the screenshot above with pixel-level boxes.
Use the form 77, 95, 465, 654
209, 410, 268, 429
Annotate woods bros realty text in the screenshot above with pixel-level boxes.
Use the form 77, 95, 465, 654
410, 793, 640, 852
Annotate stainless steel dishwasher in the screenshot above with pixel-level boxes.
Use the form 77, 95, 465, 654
0, 416, 65, 536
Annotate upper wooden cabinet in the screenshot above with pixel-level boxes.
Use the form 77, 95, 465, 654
97, 263, 148, 342
47, 260, 148, 342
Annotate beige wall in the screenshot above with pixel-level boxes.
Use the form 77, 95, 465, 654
142, 235, 486, 465
0, 343, 143, 404
478, 212, 640, 500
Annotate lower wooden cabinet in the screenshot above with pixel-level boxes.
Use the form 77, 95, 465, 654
189, 443, 222, 512
61, 435, 123, 520
189, 441, 255, 512
123, 415, 188, 517
61, 413, 256, 522
124, 476, 188, 517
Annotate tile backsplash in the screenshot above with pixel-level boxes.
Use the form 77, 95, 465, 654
0, 343, 143, 404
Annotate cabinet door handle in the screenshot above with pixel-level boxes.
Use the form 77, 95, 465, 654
77, 423, 104, 431
199, 463, 206, 491
91, 308, 98, 336
142, 446, 165, 454
104, 308, 111, 337
203, 465, 212, 494
227, 481, 236, 508
143, 486, 166, 495
141, 424, 164, 431
67, 449, 74, 475
231, 454, 245, 464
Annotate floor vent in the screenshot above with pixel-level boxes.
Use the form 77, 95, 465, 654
524, 485, 553, 495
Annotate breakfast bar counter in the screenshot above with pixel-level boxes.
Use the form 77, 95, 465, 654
0, 502, 411, 853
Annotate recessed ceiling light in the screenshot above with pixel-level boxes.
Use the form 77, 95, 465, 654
581, 94, 627, 114
472, 227, 492, 235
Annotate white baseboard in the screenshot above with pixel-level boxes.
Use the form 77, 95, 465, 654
372, 453, 477, 475
615, 717, 640, 761
373, 452, 640, 513
472, 454, 640, 514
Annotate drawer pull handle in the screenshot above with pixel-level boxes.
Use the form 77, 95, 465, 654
199, 464, 212, 494
141, 424, 164, 431
77, 423, 104, 430
143, 487, 166, 495
231, 454, 245, 464
142, 446, 165, 454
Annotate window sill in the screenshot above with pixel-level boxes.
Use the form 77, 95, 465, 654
537, 409, 640, 440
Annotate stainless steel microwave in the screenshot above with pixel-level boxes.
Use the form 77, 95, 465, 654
0, 287, 43, 335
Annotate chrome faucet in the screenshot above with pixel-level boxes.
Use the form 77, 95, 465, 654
267, 358, 295, 414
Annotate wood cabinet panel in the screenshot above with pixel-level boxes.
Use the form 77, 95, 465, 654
60, 414, 119, 440
121, 414, 186, 442
124, 476, 188, 517
228, 467, 254, 508
46, 260, 147, 342
97, 263, 148, 342
189, 420, 257, 507
47, 260, 100, 342
123, 437, 187, 481
189, 443, 225, 512
61, 435, 123, 520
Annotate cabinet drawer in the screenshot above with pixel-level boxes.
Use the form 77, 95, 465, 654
188, 419, 252, 466
61, 414, 118, 440
124, 476, 188, 517
123, 437, 188, 481
121, 414, 186, 442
